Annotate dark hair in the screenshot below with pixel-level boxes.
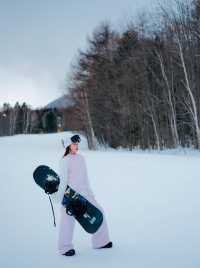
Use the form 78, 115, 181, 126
63, 145, 71, 158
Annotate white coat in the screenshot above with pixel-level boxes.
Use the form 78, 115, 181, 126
51, 152, 111, 254
51, 153, 94, 204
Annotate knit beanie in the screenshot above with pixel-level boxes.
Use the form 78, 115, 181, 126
63, 134, 81, 148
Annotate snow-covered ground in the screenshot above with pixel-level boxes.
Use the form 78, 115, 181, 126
1, 131, 200, 268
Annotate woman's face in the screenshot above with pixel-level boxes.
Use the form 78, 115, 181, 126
70, 142, 79, 154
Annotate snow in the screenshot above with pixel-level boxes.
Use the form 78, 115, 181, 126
0, 131, 200, 268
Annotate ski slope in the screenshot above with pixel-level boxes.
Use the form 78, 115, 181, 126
0, 131, 200, 268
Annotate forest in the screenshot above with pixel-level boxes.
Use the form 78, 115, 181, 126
67, 0, 200, 150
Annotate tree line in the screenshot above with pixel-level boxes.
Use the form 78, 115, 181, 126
67, 0, 200, 150
0, 102, 61, 136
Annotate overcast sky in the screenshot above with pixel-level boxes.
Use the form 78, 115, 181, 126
0, 0, 158, 109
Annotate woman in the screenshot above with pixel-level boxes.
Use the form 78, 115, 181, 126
52, 134, 112, 256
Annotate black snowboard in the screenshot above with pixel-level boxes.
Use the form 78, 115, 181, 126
33, 165, 60, 194
33, 165, 103, 234
62, 185, 103, 234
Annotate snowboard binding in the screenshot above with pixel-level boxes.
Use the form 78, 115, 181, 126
62, 194, 87, 216
44, 179, 59, 194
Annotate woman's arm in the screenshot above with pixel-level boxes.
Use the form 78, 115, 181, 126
51, 157, 69, 204
80, 155, 95, 198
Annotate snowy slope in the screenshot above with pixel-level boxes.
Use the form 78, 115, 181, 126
0, 132, 200, 268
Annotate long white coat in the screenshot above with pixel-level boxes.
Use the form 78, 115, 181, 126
51, 152, 111, 254
51, 153, 94, 204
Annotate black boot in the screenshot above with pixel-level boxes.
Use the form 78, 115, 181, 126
98, 241, 113, 249
62, 249, 76, 256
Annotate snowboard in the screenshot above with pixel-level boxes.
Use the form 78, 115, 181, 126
33, 165, 103, 234
62, 185, 103, 234
33, 165, 60, 194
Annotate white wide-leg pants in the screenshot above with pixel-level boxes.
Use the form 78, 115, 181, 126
57, 196, 110, 254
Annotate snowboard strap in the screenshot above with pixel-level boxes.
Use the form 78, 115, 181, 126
48, 194, 56, 227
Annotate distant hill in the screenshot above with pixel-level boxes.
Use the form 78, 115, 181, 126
45, 95, 74, 109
